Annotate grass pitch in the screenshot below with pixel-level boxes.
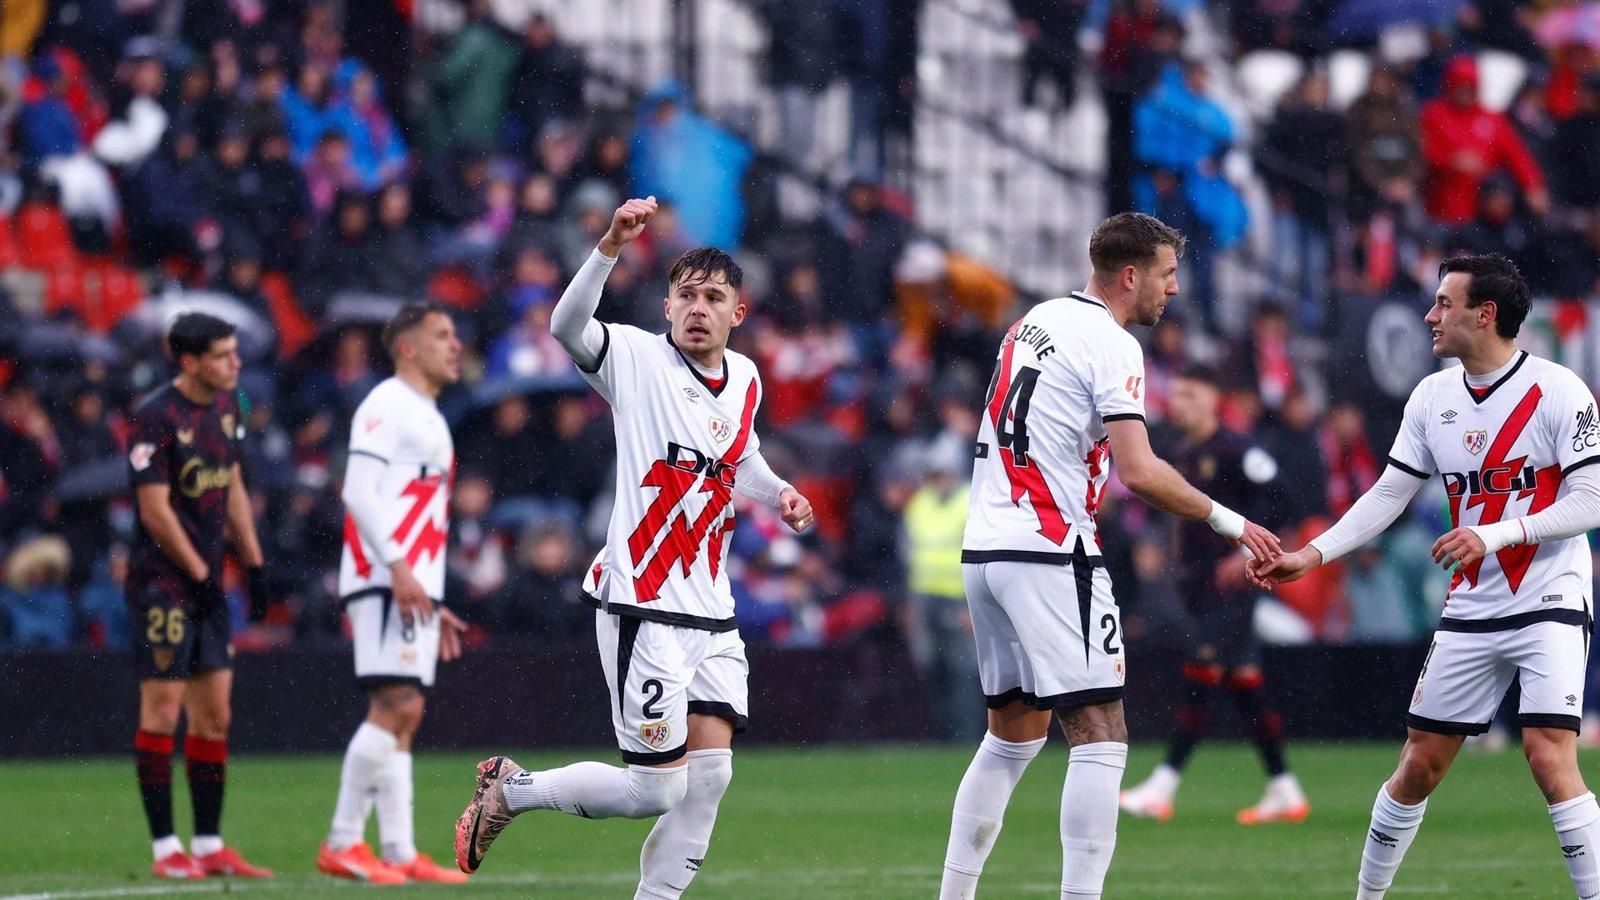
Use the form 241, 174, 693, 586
0, 742, 1587, 898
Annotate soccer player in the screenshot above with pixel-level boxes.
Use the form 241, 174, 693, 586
316, 303, 470, 885
127, 311, 272, 879
453, 196, 814, 898
1252, 254, 1600, 900
939, 212, 1281, 900
1120, 363, 1310, 825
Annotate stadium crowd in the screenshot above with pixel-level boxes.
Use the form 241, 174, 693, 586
0, 0, 1597, 671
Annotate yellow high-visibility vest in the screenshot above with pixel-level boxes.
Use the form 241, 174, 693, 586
904, 484, 969, 600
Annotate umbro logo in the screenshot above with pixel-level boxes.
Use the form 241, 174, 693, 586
1564, 844, 1586, 859
1369, 829, 1399, 848
686, 857, 703, 871
1441, 410, 1458, 423
1568, 694, 1579, 706
682, 387, 701, 402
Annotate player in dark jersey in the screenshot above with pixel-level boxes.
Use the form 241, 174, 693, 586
126, 312, 272, 879
1120, 363, 1310, 825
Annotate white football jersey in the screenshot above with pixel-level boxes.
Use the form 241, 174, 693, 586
1389, 351, 1598, 621
339, 377, 454, 601
963, 292, 1146, 562
579, 325, 764, 628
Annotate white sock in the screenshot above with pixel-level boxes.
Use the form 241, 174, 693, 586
1060, 741, 1126, 899
377, 751, 416, 864
1144, 763, 1181, 797
152, 834, 184, 860
1357, 786, 1427, 897
940, 732, 1047, 900
327, 722, 397, 849
636, 750, 733, 900
190, 835, 223, 857
503, 761, 688, 819
1550, 791, 1600, 899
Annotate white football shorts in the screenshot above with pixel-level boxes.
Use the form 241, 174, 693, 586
596, 610, 749, 765
347, 590, 441, 689
964, 557, 1126, 711
1408, 611, 1589, 734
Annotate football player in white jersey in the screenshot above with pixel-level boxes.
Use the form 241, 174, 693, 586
1254, 254, 1600, 900
317, 303, 470, 885
454, 197, 814, 897
940, 212, 1282, 900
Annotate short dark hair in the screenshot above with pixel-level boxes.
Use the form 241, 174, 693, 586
167, 311, 235, 360
382, 301, 449, 357
1176, 362, 1220, 386
668, 247, 742, 295
1438, 254, 1531, 339
1089, 212, 1187, 278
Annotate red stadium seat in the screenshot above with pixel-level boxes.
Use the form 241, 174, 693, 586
427, 266, 485, 310
15, 203, 77, 269
0, 215, 18, 269
43, 261, 87, 319
260, 270, 316, 358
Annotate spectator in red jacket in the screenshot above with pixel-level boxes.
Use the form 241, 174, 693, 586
1420, 54, 1548, 226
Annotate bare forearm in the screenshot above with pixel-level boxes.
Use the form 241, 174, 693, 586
225, 476, 264, 567
142, 507, 208, 579
1124, 458, 1214, 520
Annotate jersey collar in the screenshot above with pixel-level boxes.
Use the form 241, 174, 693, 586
1462, 350, 1527, 406
1070, 291, 1112, 315
664, 333, 730, 397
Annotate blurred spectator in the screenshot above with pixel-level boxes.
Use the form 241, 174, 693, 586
332, 60, 409, 188
630, 80, 752, 250
2, 535, 73, 650
250, 127, 312, 272
0, 380, 61, 540
893, 240, 1015, 370
1419, 54, 1548, 226
817, 178, 907, 358
1345, 64, 1421, 222
1447, 176, 1547, 287
426, 0, 519, 155
900, 442, 981, 743
1551, 77, 1600, 210
76, 544, 130, 650
447, 473, 509, 619
757, 0, 838, 171
1011, 0, 1089, 110
18, 53, 82, 165
495, 519, 587, 636
1099, 1, 1182, 214
575, 129, 630, 199
1320, 401, 1379, 518
52, 381, 120, 589
1343, 545, 1414, 643
460, 394, 544, 502
289, 327, 378, 458
195, 120, 262, 247
1253, 386, 1329, 527
301, 129, 361, 216
536, 394, 611, 513
1258, 72, 1344, 333
91, 41, 168, 171
1226, 302, 1298, 412
121, 125, 210, 267
368, 182, 431, 299
504, 15, 586, 157
1134, 61, 1247, 330
296, 189, 379, 314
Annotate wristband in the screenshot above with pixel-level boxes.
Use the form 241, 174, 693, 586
1468, 520, 1524, 555
1205, 501, 1246, 541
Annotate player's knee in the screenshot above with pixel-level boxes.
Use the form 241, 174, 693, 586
626, 764, 689, 817
1394, 743, 1451, 797
145, 702, 182, 734
1523, 732, 1578, 788
689, 749, 733, 799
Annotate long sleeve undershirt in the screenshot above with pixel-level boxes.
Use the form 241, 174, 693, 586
1308, 465, 1427, 563
341, 452, 405, 566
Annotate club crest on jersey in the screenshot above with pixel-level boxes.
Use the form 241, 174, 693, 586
130, 442, 156, 471
221, 413, 236, 439
1463, 429, 1487, 455
709, 416, 733, 443
640, 720, 671, 749
176, 427, 194, 445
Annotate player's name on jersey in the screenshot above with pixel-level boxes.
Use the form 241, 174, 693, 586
1010, 322, 1057, 360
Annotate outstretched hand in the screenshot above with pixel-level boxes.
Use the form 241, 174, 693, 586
1234, 520, 1282, 566
599, 196, 658, 256
1247, 546, 1323, 590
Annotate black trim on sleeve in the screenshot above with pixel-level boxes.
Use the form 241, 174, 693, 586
1563, 455, 1600, 478
621, 745, 689, 766
348, 449, 390, 464
1437, 608, 1588, 633
1405, 713, 1491, 736
687, 701, 748, 734
577, 323, 611, 375
1386, 456, 1432, 479
985, 685, 1126, 712
1101, 413, 1146, 424
581, 592, 739, 633
1463, 350, 1527, 405
1518, 714, 1582, 733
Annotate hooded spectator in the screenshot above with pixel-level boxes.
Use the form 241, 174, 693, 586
1419, 54, 1547, 226
629, 80, 752, 250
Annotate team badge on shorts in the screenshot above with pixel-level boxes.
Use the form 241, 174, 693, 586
1464, 430, 1487, 455
1114, 657, 1126, 684
641, 720, 672, 749
709, 417, 732, 443
1412, 680, 1424, 706
153, 648, 174, 672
